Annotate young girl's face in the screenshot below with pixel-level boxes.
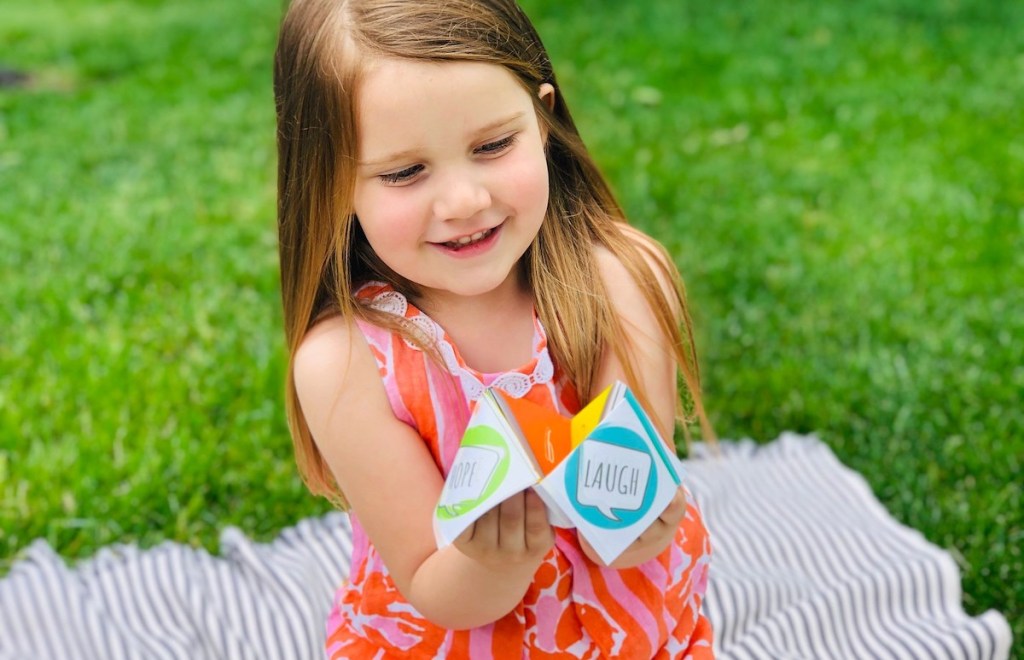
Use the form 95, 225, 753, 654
353, 58, 552, 304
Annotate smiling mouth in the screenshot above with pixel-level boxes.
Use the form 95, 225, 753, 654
440, 227, 496, 250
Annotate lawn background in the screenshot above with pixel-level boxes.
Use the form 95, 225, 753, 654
1, 0, 1020, 650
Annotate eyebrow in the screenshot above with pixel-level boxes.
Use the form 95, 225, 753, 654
358, 111, 526, 170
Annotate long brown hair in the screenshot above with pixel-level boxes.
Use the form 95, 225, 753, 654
274, 0, 713, 507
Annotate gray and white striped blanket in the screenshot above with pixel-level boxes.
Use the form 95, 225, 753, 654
0, 434, 1012, 659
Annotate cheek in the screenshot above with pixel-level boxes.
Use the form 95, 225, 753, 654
503, 151, 550, 218
354, 187, 424, 252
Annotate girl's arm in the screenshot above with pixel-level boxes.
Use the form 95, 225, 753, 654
294, 316, 553, 630
580, 226, 690, 568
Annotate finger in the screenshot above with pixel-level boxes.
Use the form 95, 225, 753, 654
473, 505, 500, 548
632, 521, 671, 551
498, 491, 527, 550
453, 522, 475, 549
658, 487, 687, 525
524, 490, 553, 552
632, 491, 687, 548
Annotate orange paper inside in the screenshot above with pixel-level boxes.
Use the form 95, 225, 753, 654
497, 393, 572, 475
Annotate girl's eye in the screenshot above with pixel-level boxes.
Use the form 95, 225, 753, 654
379, 164, 424, 185
475, 134, 517, 155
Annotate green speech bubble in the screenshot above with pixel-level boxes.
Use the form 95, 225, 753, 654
436, 425, 510, 520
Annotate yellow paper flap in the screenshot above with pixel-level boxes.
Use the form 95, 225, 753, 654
570, 384, 613, 447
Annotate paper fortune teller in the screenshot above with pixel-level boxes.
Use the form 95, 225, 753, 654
434, 381, 687, 564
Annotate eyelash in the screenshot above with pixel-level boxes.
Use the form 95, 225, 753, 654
475, 134, 517, 155
379, 165, 423, 185
377, 134, 518, 185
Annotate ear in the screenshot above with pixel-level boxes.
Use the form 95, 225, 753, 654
537, 83, 556, 144
538, 83, 556, 112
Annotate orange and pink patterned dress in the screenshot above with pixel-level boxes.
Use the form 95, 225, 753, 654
325, 282, 713, 659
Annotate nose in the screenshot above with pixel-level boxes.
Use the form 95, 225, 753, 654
431, 171, 491, 222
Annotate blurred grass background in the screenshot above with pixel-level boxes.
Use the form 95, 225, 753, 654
1, 0, 1020, 648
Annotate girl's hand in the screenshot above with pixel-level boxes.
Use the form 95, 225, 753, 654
581, 486, 688, 569
454, 489, 554, 571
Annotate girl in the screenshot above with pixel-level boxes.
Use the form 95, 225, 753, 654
274, 0, 714, 657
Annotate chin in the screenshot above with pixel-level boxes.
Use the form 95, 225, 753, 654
432, 270, 519, 300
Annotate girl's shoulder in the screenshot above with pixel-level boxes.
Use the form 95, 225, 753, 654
294, 312, 348, 365
598, 221, 675, 267
292, 313, 365, 415
293, 282, 399, 371
593, 222, 680, 314
292, 310, 395, 440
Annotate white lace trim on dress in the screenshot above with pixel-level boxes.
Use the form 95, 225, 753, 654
364, 287, 553, 400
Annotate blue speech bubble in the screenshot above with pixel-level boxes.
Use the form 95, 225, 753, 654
564, 426, 657, 529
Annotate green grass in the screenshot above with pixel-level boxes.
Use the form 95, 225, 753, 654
1, 0, 1021, 650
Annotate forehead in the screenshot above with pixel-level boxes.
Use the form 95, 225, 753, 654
355, 58, 535, 158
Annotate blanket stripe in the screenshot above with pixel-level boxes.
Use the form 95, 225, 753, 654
1, 518, 354, 660
0, 434, 1012, 659
689, 434, 1011, 659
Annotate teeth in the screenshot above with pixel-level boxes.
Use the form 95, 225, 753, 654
446, 228, 492, 248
